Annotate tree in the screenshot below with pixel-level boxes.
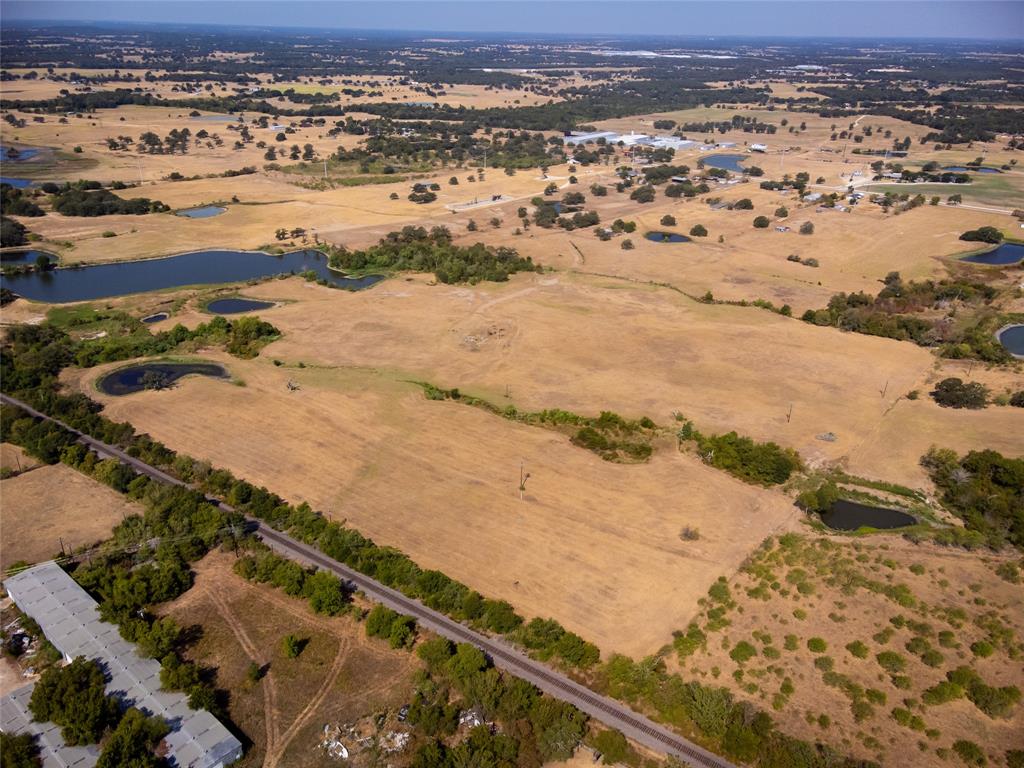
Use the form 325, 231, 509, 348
660, 214, 676, 226
282, 634, 304, 659
621, 239, 634, 250
689, 224, 708, 237
753, 216, 770, 229
931, 378, 989, 409
799, 221, 814, 235
734, 198, 754, 210
959, 226, 1003, 244
774, 206, 788, 218
630, 185, 655, 203
29, 657, 120, 746
275, 132, 286, 142
0, 217, 29, 247
0, 733, 40, 768
96, 708, 168, 768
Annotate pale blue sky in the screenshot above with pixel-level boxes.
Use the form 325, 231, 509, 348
2, 0, 1023, 40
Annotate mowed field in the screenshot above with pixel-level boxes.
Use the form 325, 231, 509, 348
0, 461, 141, 572
74, 350, 801, 658
123, 271, 1022, 488
160, 551, 420, 768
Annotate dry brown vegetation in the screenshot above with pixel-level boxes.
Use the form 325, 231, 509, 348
159, 551, 420, 768
675, 532, 1024, 768
0, 462, 141, 572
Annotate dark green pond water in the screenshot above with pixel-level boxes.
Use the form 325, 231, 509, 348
820, 499, 916, 531
98, 362, 230, 396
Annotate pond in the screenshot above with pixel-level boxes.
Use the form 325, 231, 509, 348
141, 312, 169, 324
961, 242, 1024, 266
942, 166, 1001, 174
702, 154, 748, 173
0, 177, 33, 189
996, 324, 1024, 358
98, 362, 230, 396
176, 206, 227, 219
645, 231, 691, 243
206, 297, 275, 314
820, 499, 916, 531
0, 248, 386, 303
1, 146, 42, 162
0, 249, 57, 265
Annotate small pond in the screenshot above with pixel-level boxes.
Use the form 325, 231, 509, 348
1, 146, 42, 162
701, 154, 748, 173
820, 499, 916, 531
98, 362, 230, 396
0, 248, 385, 303
206, 297, 274, 314
141, 312, 169, 324
645, 231, 691, 243
942, 166, 1001, 174
1, 249, 56, 265
996, 324, 1024, 358
0, 177, 33, 189
176, 206, 227, 219
961, 242, 1024, 266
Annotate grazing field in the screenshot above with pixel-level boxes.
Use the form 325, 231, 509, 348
674, 533, 1024, 768
159, 551, 420, 768
77, 350, 800, 658
0, 462, 141, 572
0, 442, 38, 475
111, 271, 1021, 488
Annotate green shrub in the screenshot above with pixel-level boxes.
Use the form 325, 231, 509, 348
844, 640, 867, 658
876, 651, 906, 673
922, 680, 964, 705
807, 637, 827, 653
971, 640, 995, 658
784, 634, 799, 651
730, 641, 757, 664
952, 739, 987, 766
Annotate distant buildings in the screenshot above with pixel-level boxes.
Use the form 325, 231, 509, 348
750, 143, 768, 152
0, 562, 242, 768
563, 130, 701, 152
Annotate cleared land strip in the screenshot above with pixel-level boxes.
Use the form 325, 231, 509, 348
0, 392, 735, 768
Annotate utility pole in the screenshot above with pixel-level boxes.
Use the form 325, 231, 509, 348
881, 379, 889, 398
786, 403, 793, 423
519, 461, 530, 501
323, 157, 328, 179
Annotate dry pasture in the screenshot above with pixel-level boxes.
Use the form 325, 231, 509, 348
0, 462, 140, 572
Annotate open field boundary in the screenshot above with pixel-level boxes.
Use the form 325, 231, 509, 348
0, 392, 736, 768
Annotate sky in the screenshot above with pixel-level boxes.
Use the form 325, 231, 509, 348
2, 0, 1023, 40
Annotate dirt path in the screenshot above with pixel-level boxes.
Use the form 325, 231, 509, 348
206, 587, 282, 756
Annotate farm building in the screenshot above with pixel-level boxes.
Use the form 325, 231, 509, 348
0, 562, 243, 768
563, 130, 620, 145
750, 143, 768, 152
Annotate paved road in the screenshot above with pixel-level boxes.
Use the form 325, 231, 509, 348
0, 393, 735, 768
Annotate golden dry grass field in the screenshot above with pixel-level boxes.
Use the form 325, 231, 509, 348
160, 550, 420, 768
674, 532, 1024, 768
72, 349, 801, 658
0, 461, 141, 572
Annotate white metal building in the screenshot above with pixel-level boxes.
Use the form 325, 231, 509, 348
1, 562, 243, 768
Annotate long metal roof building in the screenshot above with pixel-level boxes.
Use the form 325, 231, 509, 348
0, 562, 242, 768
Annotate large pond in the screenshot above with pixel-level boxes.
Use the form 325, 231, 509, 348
645, 231, 691, 243
942, 166, 1001, 174
206, 297, 274, 314
997, 324, 1024, 358
98, 362, 230, 396
176, 206, 227, 219
961, 242, 1024, 266
0, 248, 385, 303
820, 499, 916, 531
702, 154, 748, 173
1, 249, 57, 265
0, 177, 33, 189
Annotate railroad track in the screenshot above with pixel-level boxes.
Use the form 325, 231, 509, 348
0, 392, 736, 768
